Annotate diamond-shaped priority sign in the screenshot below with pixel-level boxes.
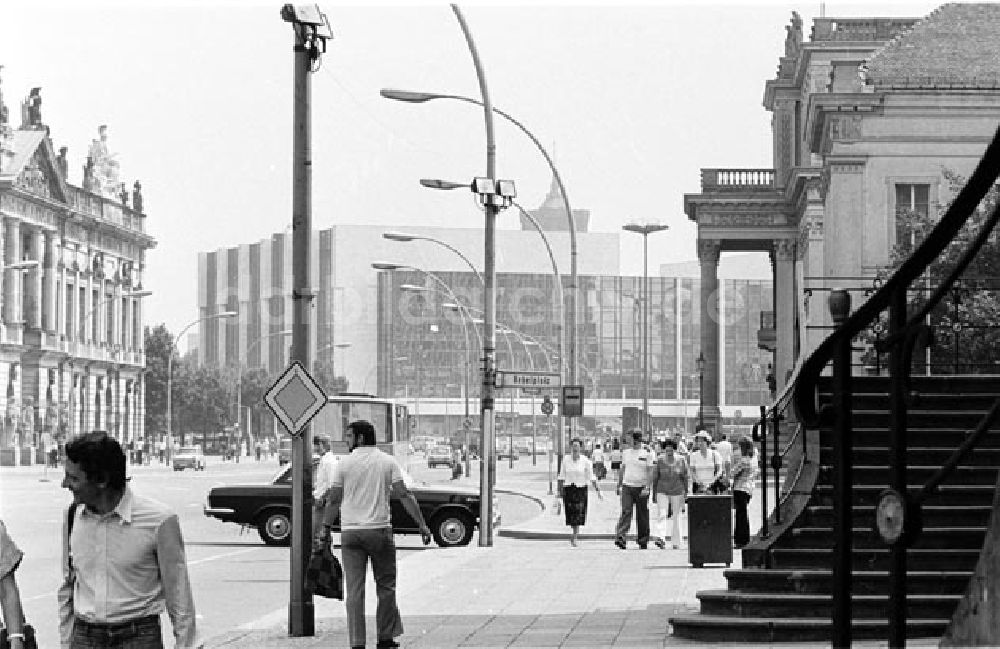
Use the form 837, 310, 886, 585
264, 362, 328, 437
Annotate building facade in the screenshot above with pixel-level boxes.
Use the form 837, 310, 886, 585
685, 4, 1000, 433
0, 84, 154, 461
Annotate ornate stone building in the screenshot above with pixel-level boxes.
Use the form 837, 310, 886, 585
685, 4, 1000, 433
0, 77, 155, 462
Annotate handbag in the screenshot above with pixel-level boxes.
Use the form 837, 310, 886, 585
305, 536, 343, 600
0, 624, 38, 649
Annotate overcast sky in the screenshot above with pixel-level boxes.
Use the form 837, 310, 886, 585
1, 1, 942, 342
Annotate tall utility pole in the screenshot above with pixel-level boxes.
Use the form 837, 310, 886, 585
280, 4, 330, 637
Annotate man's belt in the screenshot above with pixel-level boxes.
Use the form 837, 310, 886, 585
74, 614, 159, 632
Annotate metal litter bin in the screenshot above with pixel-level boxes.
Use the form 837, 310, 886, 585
687, 494, 733, 567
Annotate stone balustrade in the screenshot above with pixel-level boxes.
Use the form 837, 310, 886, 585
700, 168, 775, 191
66, 186, 146, 234
810, 17, 918, 43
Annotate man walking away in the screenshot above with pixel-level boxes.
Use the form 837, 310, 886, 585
58, 432, 201, 648
615, 430, 655, 549
322, 420, 431, 649
312, 433, 337, 536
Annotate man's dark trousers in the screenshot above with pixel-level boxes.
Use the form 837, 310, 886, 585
615, 485, 650, 547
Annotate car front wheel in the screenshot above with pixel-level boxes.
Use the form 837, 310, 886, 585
430, 509, 474, 547
258, 509, 292, 546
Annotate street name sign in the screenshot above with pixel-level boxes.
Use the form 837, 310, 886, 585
264, 361, 328, 437
495, 371, 561, 389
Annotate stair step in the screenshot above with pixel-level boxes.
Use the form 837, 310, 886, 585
724, 568, 972, 595
801, 504, 993, 527
770, 547, 980, 571
696, 589, 961, 618
818, 374, 1000, 395
819, 393, 1000, 411
820, 446, 1000, 465
669, 613, 949, 642
818, 465, 1000, 485
824, 427, 1000, 447
813, 483, 995, 506
785, 526, 984, 550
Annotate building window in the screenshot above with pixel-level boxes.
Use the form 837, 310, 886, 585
895, 183, 930, 248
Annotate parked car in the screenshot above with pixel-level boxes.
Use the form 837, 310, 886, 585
497, 446, 520, 461
173, 445, 206, 471
204, 464, 498, 547
426, 445, 455, 469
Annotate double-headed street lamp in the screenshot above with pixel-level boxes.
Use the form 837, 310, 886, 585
384, 231, 484, 286
167, 311, 237, 460
622, 222, 669, 440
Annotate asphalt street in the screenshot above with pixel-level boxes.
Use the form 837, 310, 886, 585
0, 452, 542, 648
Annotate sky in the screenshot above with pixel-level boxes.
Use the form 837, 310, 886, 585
1, 0, 944, 344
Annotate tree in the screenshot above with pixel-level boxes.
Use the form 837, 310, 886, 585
864, 169, 1000, 373
143, 324, 174, 439
313, 359, 349, 395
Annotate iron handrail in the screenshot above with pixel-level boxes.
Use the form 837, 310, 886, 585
790, 125, 1000, 647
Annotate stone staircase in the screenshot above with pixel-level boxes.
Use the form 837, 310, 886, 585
669, 374, 1000, 642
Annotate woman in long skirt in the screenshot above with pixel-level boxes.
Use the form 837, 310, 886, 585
558, 438, 604, 546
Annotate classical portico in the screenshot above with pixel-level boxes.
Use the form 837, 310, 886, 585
686, 169, 805, 434
0, 83, 156, 463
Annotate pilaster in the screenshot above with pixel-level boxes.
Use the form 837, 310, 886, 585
697, 238, 722, 435
774, 238, 797, 392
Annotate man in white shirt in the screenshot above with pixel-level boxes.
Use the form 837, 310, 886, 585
715, 433, 733, 478
312, 433, 338, 535
322, 420, 431, 649
615, 431, 655, 549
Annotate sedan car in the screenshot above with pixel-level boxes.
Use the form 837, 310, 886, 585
204, 465, 499, 548
426, 445, 454, 469
173, 445, 205, 471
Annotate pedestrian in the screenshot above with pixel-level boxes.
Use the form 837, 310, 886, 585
450, 449, 463, 480
614, 430, 654, 549
557, 438, 603, 547
651, 438, 689, 549
312, 433, 337, 537
689, 430, 725, 494
157, 438, 166, 464
715, 432, 733, 480
731, 436, 758, 548
321, 420, 431, 649
0, 519, 29, 649
609, 439, 623, 481
58, 432, 202, 648
591, 443, 607, 480
254, 440, 262, 462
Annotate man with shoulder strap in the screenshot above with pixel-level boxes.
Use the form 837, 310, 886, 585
321, 420, 431, 649
58, 432, 201, 648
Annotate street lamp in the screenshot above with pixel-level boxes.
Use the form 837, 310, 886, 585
419, 178, 569, 472
696, 351, 706, 432
622, 222, 669, 440
383, 231, 484, 286
383, 86, 580, 425
167, 311, 237, 461
238, 329, 292, 455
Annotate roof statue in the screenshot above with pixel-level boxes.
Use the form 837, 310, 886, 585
0, 65, 12, 171
784, 11, 803, 58
86, 124, 121, 198
24, 87, 42, 129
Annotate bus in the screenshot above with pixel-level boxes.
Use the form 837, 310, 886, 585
309, 392, 413, 468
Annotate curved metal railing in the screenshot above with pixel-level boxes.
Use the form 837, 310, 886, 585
789, 125, 1000, 647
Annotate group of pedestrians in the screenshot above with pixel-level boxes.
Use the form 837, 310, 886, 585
554, 428, 759, 551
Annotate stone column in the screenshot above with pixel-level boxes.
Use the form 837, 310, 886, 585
71, 247, 81, 341
697, 239, 722, 435
2, 218, 21, 326
27, 227, 42, 330
774, 239, 797, 392
43, 231, 57, 333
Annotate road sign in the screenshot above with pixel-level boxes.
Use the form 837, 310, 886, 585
540, 395, 554, 416
495, 371, 561, 389
521, 387, 541, 396
263, 362, 327, 437
561, 385, 584, 417
462, 417, 474, 430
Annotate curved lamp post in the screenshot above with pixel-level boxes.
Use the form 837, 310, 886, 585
382, 85, 580, 409
166, 311, 237, 461
696, 351, 706, 432
384, 231, 484, 286
622, 222, 669, 440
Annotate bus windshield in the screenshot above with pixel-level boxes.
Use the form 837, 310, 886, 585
312, 399, 392, 444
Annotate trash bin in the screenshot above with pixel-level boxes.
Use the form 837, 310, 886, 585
687, 494, 733, 567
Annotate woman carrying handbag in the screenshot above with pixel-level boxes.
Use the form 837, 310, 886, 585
0, 519, 34, 649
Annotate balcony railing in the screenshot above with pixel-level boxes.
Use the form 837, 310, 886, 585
700, 168, 775, 192
810, 17, 918, 43
66, 186, 146, 234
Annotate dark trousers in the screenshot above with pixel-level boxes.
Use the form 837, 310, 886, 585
615, 485, 650, 546
342, 527, 404, 647
734, 490, 752, 546
70, 615, 162, 648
